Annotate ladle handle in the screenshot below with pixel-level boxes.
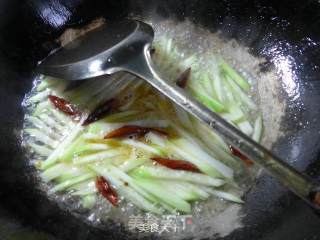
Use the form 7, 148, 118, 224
125, 44, 320, 211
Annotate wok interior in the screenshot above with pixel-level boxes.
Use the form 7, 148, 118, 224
1, 0, 320, 239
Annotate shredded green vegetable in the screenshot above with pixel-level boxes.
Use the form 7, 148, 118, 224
23, 37, 263, 215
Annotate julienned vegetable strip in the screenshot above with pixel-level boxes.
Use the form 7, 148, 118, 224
190, 87, 225, 112
131, 166, 225, 187
219, 57, 251, 91
224, 74, 257, 110
91, 165, 163, 214
41, 122, 84, 169
24, 36, 263, 215
252, 115, 263, 142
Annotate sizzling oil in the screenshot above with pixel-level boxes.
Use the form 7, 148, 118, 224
21, 19, 286, 240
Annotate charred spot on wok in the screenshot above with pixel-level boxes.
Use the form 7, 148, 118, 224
258, 60, 273, 73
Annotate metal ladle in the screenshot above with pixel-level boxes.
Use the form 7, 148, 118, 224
39, 19, 320, 211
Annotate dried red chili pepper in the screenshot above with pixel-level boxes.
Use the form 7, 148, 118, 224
95, 176, 118, 207
48, 95, 79, 116
229, 146, 254, 166
104, 125, 168, 139
313, 192, 320, 206
176, 68, 191, 88
83, 98, 118, 126
151, 157, 201, 173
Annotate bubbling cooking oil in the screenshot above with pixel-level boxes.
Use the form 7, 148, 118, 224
21, 19, 285, 240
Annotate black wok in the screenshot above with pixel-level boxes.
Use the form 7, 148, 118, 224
1, 0, 320, 239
